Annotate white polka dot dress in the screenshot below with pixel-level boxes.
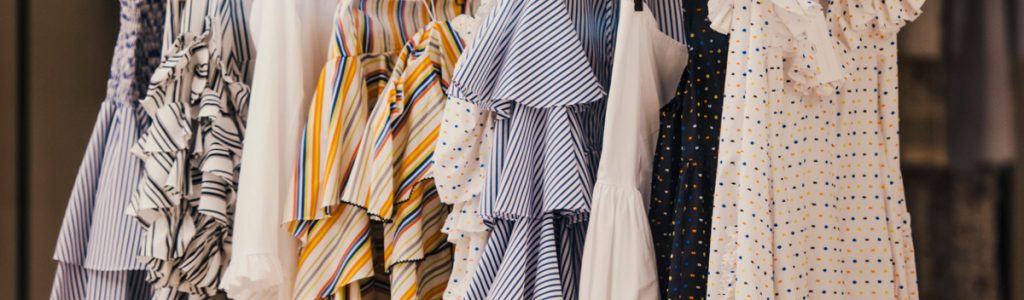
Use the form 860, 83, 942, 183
706, 0, 923, 299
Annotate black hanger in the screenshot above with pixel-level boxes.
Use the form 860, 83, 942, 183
635, 0, 643, 11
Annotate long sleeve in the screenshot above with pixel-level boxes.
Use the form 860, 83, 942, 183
220, 0, 334, 299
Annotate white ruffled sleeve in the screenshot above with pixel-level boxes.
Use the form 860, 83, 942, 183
708, 0, 737, 33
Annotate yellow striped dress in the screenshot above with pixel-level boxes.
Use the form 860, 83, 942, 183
286, 1, 471, 299
343, 20, 466, 300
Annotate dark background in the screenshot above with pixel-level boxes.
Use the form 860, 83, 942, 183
2, 0, 1024, 299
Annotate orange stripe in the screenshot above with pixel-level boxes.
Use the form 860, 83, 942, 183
320, 58, 360, 195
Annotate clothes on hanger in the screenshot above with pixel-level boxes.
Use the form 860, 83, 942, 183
448, 0, 620, 298
343, 19, 468, 300
434, 2, 499, 299
287, 1, 473, 299
579, 1, 688, 299
50, 1, 165, 299
51, 0, 928, 298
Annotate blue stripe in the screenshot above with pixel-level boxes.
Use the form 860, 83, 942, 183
51, 0, 164, 298
449, 0, 621, 298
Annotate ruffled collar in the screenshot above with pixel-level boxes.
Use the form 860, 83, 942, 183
450, 0, 606, 119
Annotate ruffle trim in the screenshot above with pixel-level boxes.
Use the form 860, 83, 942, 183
380, 179, 451, 273
579, 181, 659, 299
841, 0, 925, 37
707, 0, 736, 34
129, 18, 250, 297
767, 0, 844, 98
220, 253, 287, 300
448, 0, 607, 120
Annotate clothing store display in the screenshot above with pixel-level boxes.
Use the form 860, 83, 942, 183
707, 0, 922, 298
51, 1, 165, 299
51, 0, 927, 298
647, 0, 728, 298
579, 1, 687, 299
128, 0, 254, 297
219, 0, 335, 299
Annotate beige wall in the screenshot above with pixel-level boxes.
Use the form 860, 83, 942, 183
0, 0, 20, 298
0, 1, 119, 298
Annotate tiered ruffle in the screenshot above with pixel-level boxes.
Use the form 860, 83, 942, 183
130, 13, 250, 297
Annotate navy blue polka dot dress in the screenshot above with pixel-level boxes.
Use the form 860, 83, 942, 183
647, 0, 727, 298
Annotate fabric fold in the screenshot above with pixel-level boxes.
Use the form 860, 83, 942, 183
583, 183, 660, 299
220, 253, 287, 299
708, 0, 737, 33
767, 0, 844, 97
289, 1, 475, 299
127, 0, 254, 297
221, 0, 334, 298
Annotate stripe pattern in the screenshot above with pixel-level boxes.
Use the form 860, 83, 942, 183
289, 1, 472, 299
448, 0, 618, 298
351, 20, 465, 299
128, 0, 254, 297
51, 0, 165, 298
51, 263, 153, 300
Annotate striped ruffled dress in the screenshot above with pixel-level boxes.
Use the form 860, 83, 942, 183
51, 0, 165, 299
448, 0, 618, 298
343, 19, 468, 300
287, 1, 472, 299
128, 0, 254, 297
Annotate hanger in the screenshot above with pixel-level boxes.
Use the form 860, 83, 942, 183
634, 0, 642, 11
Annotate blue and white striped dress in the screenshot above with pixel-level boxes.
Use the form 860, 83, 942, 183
449, 0, 618, 298
51, 0, 165, 299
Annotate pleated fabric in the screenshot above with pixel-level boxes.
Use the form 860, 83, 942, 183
128, 0, 255, 297
51, 0, 165, 298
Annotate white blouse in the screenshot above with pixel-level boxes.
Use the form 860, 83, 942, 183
220, 0, 334, 299
579, 1, 688, 299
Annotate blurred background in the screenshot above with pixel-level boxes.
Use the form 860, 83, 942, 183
2, 0, 1024, 299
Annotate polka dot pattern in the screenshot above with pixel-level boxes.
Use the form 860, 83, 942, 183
706, 0, 923, 299
647, 0, 728, 299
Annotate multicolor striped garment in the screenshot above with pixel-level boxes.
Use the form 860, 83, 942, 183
345, 20, 467, 299
288, 1, 471, 299
129, 0, 254, 297
51, 0, 165, 299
